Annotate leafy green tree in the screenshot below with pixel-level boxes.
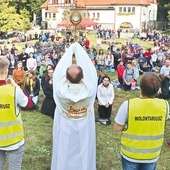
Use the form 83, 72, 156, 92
0, 1, 32, 33
164, 3, 170, 21
20, 8, 33, 32
157, 0, 170, 21
9, 0, 46, 21
30, 0, 46, 17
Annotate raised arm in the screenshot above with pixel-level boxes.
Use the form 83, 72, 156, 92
74, 43, 97, 89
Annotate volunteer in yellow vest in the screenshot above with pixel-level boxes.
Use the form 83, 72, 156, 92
0, 56, 28, 170
114, 72, 169, 170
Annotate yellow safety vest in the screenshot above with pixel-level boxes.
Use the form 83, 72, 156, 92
0, 84, 24, 147
121, 98, 167, 160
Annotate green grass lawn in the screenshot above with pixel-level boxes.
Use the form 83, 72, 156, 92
3, 40, 37, 53
21, 85, 170, 170
3, 34, 170, 170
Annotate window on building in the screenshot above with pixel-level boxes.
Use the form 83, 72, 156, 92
128, 7, 131, 12
88, 12, 90, 18
97, 13, 100, 18
49, 13, 51, 18
132, 7, 135, 12
149, 10, 151, 20
52, 0, 57, 4
153, 10, 155, 20
119, 7, 122, 12
123, 7, 126, 12
53, 13, 56, 18
65, 0, 71, 3
45, 12, 47, 18
93, 13, 95, 18
83, 13, 86, 17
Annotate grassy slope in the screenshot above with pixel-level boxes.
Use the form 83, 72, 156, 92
4, 33, 170, 170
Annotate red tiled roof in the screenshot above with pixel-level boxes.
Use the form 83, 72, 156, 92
81, 0, 113, 6
111, 0, 150, 5
77, 0, 85, 7
41, 0, 49, 8
41, 0, 153, 8
46, 6, 59, 13
149, 0, 157, 3
78, 0, 150, 6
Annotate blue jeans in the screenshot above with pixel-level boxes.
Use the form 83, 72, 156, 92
32, 95, 39, 105
97, 64, 104, 71
0, 145, 24, 170
106, 66, 112, 72
122, 156, 157, 170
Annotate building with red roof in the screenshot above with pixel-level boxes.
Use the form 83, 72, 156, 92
41, 0, 158, 31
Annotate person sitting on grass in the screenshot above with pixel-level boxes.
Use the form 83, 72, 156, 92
97, 68, 107, 85
26, 52, 37, 71
39, 58, 47, 78
96, 49, 105, 71
41, 64, 54, 91
105, 50, 114, 72
12, 61, 26, 91
131, 59, 140, 89
41, 68, 56, 119
116, 60, 125, 89
123, 62, 134, 91
97, 75, 114, 125
24, 70, 40, 107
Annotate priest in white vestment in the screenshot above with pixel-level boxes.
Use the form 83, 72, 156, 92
51, 42, 97, 170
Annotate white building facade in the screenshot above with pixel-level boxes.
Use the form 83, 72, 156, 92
41, 0, 158, 31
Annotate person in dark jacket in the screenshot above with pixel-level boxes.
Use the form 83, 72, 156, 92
8, 53, 17, 78
41, 68, 56, 119
25, 70, 40, 106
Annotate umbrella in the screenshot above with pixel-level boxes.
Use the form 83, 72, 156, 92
57, 18, 98, 28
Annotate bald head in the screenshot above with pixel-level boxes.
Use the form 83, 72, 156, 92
66, 64, 83, 83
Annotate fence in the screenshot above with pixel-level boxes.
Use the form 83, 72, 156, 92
146, 21, 170, 32
155, 21, 170, 30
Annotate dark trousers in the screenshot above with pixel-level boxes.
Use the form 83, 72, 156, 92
124, 84, 131, 91
160, 78, 170, 99
118, 77, 124, 86
98, 105, 112, 119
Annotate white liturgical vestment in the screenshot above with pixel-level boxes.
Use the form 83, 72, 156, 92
51, 42, 97, 170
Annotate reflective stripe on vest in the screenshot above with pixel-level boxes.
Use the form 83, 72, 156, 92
0, 117, 22, 127
121, 143, 162, 153
122, 133, 164, 140
0, 84, 24, 147
121, 98, 167, 160
0, 132, 23, 140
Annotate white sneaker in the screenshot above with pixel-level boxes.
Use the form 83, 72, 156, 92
101, 121, 107, 125
136, 86, 140, 90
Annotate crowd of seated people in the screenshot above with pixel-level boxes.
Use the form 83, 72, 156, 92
0, 29, 170, 116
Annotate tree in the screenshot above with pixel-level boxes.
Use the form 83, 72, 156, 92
9, 0, 46, 21
20, 8, 33, 32
0, 1, 32, 33
157, 0, 170, 21
164, 3, 170, 21
30, 0, 46, 17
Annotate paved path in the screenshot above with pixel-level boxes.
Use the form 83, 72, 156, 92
119, 32, 134, 39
